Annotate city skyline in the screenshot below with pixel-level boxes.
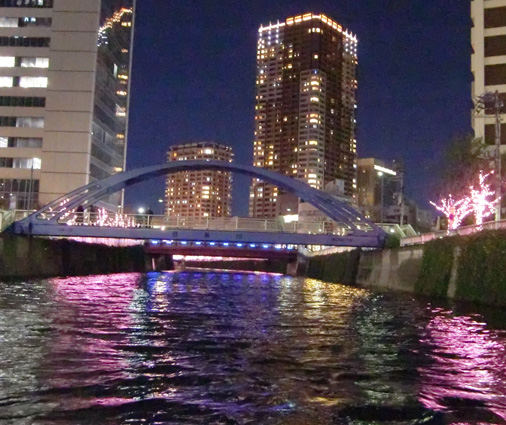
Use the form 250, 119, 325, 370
126, 0, 471, 215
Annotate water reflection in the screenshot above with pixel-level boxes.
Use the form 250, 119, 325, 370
1, 272, 506, 423
419, 307, 506, 422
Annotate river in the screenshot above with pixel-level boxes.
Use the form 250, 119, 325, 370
1, 271, 506, 424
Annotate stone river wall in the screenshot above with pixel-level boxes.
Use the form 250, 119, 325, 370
0, 235, 148, 279
306, 229, 506, 307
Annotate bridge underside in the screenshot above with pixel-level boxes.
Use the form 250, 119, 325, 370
19, 224, 383, 248
145, 244, 298, 261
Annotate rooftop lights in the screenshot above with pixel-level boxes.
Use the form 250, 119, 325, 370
98, 7, 133, 46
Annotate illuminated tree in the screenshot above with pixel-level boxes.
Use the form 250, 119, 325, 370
430, 195, 472, 231
431, 171, 501, 230
468, 171, 499, 227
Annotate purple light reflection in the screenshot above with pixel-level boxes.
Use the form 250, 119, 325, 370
418, 310, 506, 419
41, 273, 141, 408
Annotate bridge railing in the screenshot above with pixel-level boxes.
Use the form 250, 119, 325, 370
0, 209, 31, 232
14, 209, 365, 235
401, 219, 506, 246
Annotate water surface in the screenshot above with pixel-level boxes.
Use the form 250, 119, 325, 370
1, 271, 506, 424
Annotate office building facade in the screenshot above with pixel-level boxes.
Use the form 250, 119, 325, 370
356, 158, 399, 223
472, 0, 506, 148
165, 142, 233, 219
250, 13, 358, 218
0, 0, 134, 210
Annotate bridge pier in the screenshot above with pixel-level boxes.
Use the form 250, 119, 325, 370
285, 255, 308, 277
149, 254, 174, 272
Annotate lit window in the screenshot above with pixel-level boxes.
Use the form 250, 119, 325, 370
115, 105, 126, 117
0, 77, 13, 87
0, 18, 17, 28
0, 56, 15, 67
20, 57, 49, 68
19, 77, 48, 88
16, 117, 44, 128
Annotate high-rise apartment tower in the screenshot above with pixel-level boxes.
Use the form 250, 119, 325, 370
165, 142, 233, 219
472, 0, 506, 148
249, 12, 358, 218
0, 0, 135, 210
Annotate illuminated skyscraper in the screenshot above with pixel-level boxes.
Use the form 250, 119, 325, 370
165, 142, 233, 219
0, 0, 135, 210
250, 12, 358, 218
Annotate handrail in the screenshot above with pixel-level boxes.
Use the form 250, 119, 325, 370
5, 209, 375, 236
401, 219, 506, 246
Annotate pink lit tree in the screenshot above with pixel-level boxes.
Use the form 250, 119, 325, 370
431, 170, 501, 230
430, 195, 472, 231
468, 171, 499, 227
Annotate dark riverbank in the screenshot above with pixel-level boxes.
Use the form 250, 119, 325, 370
0, 235, 147, 279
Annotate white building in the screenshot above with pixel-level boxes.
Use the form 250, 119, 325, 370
471, 0, 506, 150
0, 0, 135, 210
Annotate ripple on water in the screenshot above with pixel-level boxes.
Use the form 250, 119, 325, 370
0, 272, 506, 423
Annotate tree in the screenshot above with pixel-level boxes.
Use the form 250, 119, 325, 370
434, 134, 489, 199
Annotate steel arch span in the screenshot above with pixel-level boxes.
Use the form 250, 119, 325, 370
10, 160, 386, 245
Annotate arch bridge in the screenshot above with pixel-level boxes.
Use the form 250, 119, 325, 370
8, 160, 387, 248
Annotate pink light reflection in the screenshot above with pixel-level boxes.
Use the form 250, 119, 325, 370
40, 273, 142, 408
418, 311, 506, 419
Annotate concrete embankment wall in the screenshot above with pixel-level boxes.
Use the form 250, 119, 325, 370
0, 235, 149, 279
306, 229, 506, 307
356, 246, 424, 293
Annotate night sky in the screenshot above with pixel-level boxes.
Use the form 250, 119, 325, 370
125, 0, 472, 215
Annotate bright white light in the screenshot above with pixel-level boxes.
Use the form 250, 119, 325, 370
374, 165, 396, 176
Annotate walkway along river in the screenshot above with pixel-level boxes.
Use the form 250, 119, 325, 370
1, 271, 506, 424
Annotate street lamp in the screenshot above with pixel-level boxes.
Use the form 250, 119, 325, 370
158, 198, 164, 215
138, 207, 145, 214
